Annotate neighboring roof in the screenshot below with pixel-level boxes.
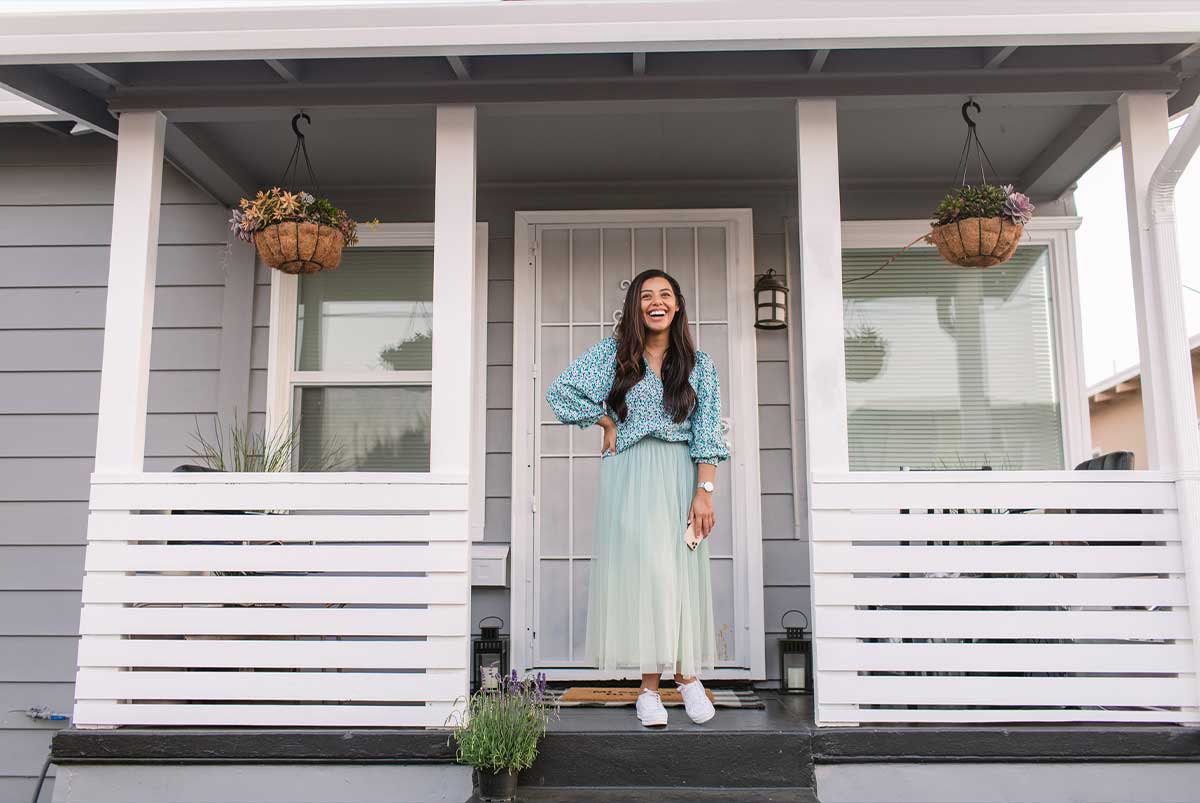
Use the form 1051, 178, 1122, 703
0, 1, 1198, 62
1087, 332, 1200, 400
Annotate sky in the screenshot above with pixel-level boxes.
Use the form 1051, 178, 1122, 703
1076, 115, 1200, 388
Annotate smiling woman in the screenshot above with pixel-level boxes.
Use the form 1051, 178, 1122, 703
544, 268, 727, 729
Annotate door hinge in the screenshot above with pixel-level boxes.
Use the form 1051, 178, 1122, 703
530, 495, 538, 514
531, 362, 539, 380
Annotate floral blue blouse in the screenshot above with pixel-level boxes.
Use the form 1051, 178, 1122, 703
545, 336, 729, 465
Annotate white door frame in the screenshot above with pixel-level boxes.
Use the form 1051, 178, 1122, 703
510, 208, 766, 680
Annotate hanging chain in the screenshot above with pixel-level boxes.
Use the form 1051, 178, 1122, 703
278, 112, 322, 196
952, 99, 999, 187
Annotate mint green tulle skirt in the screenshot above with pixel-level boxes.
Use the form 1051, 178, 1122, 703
586, 437, 717, 677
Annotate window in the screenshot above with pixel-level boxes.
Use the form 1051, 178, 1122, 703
268, 224, 488, 484
291, 245, 434, 471
842, 244, 1065, 471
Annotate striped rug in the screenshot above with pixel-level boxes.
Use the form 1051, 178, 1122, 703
548, 686, 765, 709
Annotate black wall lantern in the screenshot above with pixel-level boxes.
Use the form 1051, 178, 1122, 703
754, 269, 789, 330
472, 616, 509, 692
778, 609, 813, 695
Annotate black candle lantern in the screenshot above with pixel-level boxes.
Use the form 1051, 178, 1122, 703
778, 609, 813, 695
754, 269, 788, 330
472, 616, 509, 692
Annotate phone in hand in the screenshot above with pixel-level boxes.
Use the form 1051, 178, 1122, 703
685, 521, 702, 550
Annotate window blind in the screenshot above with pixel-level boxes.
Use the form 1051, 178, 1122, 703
295, 386, 432, 472
296, 247, 434, 372
842, 245, 1063, 471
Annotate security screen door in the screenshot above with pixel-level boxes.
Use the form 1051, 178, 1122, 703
513, 211, 764, 679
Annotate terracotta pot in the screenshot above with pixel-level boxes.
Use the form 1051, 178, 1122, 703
474, 769, 519, 802
926, 216, 1024, 268
254, 221, 345, 274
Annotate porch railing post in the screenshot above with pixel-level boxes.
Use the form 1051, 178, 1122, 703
94, 110, 166, 473
431, 104, 477, 710
1118, 92, 1200, 717
795, 98, 850, 725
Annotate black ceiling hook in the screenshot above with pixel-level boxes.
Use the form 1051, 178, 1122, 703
291, 112, 311, 139
961, 99, 981, 129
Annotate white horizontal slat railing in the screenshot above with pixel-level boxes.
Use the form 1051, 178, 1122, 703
75, 472, 471, 728
810, 471, 1199, 726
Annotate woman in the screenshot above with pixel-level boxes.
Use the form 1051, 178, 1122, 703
546, 268, 728, 728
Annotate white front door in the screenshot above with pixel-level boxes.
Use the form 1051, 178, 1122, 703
511, 210, 765, 680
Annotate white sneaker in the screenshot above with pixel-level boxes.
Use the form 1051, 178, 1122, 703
636, 688, 668, 728
678, 679, 716, 724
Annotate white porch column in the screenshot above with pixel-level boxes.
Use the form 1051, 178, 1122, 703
1118, 93, 1200, 715
430, 105, 478, 476
796, 98, 849, 473
795, 98, 850, 725
94, 110, 166, 473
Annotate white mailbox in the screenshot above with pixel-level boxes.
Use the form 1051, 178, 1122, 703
471, 543, 509, 587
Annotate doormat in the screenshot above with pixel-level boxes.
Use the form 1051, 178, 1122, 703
551, 686, 764, 709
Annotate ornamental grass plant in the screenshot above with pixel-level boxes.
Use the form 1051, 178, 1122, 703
448, 671, 558, 775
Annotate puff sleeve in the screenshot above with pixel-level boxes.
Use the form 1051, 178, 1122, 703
545, 337, 617, 429
689, 352, 729, 465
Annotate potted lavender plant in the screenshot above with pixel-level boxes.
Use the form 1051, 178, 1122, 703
447, 671, 558, 802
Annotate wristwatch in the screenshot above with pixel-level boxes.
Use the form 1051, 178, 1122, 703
696, 481, 715, 493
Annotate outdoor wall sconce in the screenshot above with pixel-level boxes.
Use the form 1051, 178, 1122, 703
778, 609, 813, 695
754, 268, 789, 330
471, 616, 509, 692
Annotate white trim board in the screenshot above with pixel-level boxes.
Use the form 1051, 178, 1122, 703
840, 216, 1091, 469
265, 221, 490, 542
509, 208, 766, 682
1, 2, 1197, 62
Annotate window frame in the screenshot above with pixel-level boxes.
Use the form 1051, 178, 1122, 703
838, 217, 1089, 470
265, 221, 490, 534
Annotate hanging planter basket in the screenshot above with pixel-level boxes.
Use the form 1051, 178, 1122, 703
926, 100, 1034, 270
230, 113, 361, 274
254, 220, 345, 274
844, 326, 889, 383
926, 216, 1024, 269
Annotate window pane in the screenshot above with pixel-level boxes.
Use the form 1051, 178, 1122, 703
295, 386, 431, 472
296, 247, 433, 372
842, 245, 1063, 471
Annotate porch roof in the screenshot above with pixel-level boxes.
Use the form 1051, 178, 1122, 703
0, 5, 1197, 208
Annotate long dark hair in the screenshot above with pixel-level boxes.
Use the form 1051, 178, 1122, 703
606, 269, 697, 424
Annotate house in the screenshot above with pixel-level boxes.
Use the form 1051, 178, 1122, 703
1088, 333, 1200, 469
3, 2, 1200, 802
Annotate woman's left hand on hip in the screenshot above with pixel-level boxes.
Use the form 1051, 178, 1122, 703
689, 493, 716, 539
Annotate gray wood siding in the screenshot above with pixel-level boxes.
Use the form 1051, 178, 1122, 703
0, 126, 229, 800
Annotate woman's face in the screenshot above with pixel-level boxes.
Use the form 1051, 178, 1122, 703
639, 276, 678, 335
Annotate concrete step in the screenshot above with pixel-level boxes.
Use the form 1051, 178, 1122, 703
520, 729, 813, 789
470, 787, 818, 802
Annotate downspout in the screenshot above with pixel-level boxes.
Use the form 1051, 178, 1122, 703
1146, 108, 1200, 472
1144, 108, 1200, 717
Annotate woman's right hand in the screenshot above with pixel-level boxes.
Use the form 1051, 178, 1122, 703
598, 416, 617, 457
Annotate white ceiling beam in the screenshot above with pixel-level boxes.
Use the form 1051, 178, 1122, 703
265, 58, 303, 83
1019, 104, 1117, 199
163, 123, 254, 208
1162, 42, 1200, 66
446, 55, 471, 80
74, 62, 126, 88
981, 45, 1018, 69
2, 2, 1199, 63
632, 52, 646, 76
106, 67, 1182, 114
808, 49, 829, 73
0, 65, 116, 137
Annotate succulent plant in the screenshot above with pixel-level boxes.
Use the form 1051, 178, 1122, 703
1001, 184, 1035, 225
933, 182, 1035, 227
